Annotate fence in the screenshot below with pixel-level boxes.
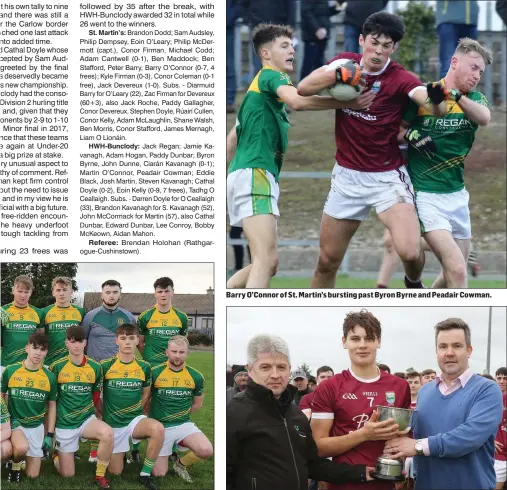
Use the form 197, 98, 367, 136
233, 0, 507, 105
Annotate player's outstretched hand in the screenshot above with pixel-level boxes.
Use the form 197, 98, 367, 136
336, 60, 365, 87
405, 127, 437, 159
362, 409, 400, 441
348, 90, 376, 111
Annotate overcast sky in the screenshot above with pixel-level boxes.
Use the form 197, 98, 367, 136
227, 307, 506, 375
74, 263, 213, 295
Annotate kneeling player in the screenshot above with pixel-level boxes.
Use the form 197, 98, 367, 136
101, 324, 164, 490
49, 326, 113, 489
1, 397, 12, 462
1, 333, 57, 483
150, 336, 213, 482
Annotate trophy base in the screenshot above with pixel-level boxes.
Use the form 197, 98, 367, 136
371, 472, 405, 482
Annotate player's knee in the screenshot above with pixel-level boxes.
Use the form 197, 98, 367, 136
447, 262, 467, 284
59, 466, 75, 478
316, 250, 341, 274
98, 425, 114, 444
195, 442, 213, 460
12, 441, 28, 459
150, 421, 165, 441
1, 440, 12, 461
254, 251, 278, 276
398, 247, 421, 264
108, 466, 123, 476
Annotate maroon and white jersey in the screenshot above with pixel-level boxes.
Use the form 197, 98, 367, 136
312, 369, 411, 490
495, 393, 507, 462
409, 400, 417, 410
299, 391, 315, 413
329, 53, 423, 173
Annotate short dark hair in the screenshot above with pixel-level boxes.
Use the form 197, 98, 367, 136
394, 372, 407, 380
251, 23, 294, 58
308, 376, 316, 384
481, 373, 495, 381
154, 277, 174, 290
434, 318, 471, 347
102, 279, 121, 289
27, 332, 49, 351
421, 368, 436, 377
377, 363, 391, 374
362, 11, 405, 44
406, 371, 421, 380
343, 309, 381, 341
317, 365, 334, 377
496, 367, 507, 377
116, 323, 138, 337
66, 325, 86, 342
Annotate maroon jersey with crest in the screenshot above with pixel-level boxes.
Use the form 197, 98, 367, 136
312, 369, 411, 490
329, 53, 423, 172
495, 393, 507, 462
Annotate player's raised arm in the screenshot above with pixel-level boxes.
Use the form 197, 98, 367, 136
277, 84, 375, 112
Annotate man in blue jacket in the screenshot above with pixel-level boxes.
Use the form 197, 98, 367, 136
383, 317, 503, 490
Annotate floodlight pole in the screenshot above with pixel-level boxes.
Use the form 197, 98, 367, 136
485, 306, 492, 374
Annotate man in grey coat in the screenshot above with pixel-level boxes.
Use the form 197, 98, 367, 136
227, 365, 249, 403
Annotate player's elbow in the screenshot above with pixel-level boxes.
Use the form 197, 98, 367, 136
477, 112, 491, 126
296, 83, 314, 97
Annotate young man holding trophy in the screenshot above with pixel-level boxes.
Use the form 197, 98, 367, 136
311, 310, 411, 490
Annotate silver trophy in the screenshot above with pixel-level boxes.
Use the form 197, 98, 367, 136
372, 406, 414, 481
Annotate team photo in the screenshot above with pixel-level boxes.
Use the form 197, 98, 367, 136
0, 263, 214, 489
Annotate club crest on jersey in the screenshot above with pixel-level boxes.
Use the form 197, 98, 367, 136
371, 81, 381, 93
385, 391, 396, 405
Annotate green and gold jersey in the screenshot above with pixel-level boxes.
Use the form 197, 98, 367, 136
1, 303, 42, 367
137, 306, 188, 366
1, 362, 57, 428
227, 66, 293, 181
49, 355, 102, 429
41, 304, 86, 366
101, 355, 151, 428
404, 80, 487, 193
1, 396, 9, 424
149, 363, 204, 427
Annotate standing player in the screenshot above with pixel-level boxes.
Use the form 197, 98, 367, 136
49, 326, 113, 489
300, 366, 335, 419
151, 335, 213, 483
401, 38, 493, 288
420, 369, 436, 385
311, 310, 411, 490
41, 277, 86, 367
406, 371, 421, 410
298, 12, 447, 289
101, 324, 164, 490
495, 367, 507, 489
1, 332, 57, 482
83, 279, 135, 462
226, 23, 375, 288
1, 276, 43, 373
138, 277, 188, 366
1, 396, 12, 462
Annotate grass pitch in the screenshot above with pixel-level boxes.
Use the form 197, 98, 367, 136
0, 350, 214, 490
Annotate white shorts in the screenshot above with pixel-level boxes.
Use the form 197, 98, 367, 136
112, 414, 146, 454
13, 424, 44, 458
55, 415, 96, 454
495, 459, 507, 483
416, 188, 471, 239
324, 164, 415, 221
227, 168, 280, 226
159, 422, 202, 457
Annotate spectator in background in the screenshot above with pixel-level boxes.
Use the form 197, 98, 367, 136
394, 371, 407, 380
338, 0, 389, 53
227, 365, 249, 403
406, 371, 421, 409
377, 363, 391, 373
239, 0, 296, 73
494, 367, 506, 489
497, 0, 507, 26
421, 368, 437, 384
227, 0, 241, 113
300, 0, 340, 80
292, 368, 312, 407
436, 0, 479, 79
308, 376, 317, 391
300, 366, 335, 420
496, 367, 507, 394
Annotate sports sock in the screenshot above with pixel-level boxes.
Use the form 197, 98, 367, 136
11, 462, 22, 471
96, 459, 109, 478
140, 457, 156, 476
179, 450, 201, 468
376, 284, 388, 288
132, 441, 140, 451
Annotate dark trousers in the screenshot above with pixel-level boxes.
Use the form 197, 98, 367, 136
230, 226, 251, 270
300, 40, 327, 80
343, 23, 361, 54
438, 23, 478, 79
226, 26, 237, 105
